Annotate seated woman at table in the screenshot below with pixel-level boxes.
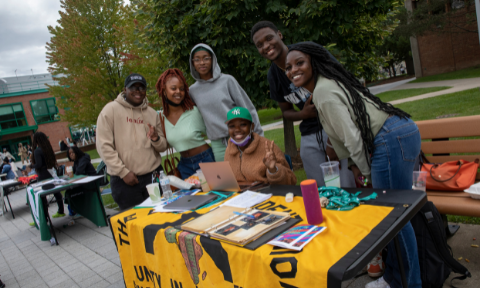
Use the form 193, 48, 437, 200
224, 107, 296, 185
31, 132, 65, 219
1, 158, 16, 180
285, 42, 421, 288
67, 146, 97, 176
155, 68, 215, 179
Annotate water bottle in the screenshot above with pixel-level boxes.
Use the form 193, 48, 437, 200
159, 171, 173, 200
300, 179, 323, 225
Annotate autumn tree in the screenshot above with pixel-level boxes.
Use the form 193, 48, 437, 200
135, 0, 400, 155
47, 0, 165, 127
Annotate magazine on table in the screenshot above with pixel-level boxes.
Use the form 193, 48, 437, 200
180, 205, 290, 246
268, 225, 327, 251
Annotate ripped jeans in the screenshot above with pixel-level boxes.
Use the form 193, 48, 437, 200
371, 115, 422, 288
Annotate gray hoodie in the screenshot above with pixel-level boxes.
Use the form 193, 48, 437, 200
189, 43, 263, 140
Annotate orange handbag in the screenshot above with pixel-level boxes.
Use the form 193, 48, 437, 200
421, 159, 479, 191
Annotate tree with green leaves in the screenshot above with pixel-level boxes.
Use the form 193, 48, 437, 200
47, 0, 165, 127
135, 0, 401, 155
396, 0, 478, 37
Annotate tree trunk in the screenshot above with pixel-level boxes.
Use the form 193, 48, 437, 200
283, 117, 297, 157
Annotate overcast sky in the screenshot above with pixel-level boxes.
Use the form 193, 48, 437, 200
0, 0, 130, 79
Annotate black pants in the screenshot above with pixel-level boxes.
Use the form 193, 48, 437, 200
110, 165, 163, 211
54, 192, 64, 214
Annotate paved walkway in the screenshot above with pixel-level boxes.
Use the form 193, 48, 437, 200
389, 77, 480, 105
0, 187, 125, 288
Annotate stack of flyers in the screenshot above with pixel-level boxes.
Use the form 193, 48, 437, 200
268, 225, 326, 251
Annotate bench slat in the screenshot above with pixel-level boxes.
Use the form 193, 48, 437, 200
421, 139, 480, 154
427, 194, 480, 217
416, 115, 480, 139
425, 155, 480, 164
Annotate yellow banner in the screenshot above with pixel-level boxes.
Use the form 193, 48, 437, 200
110, 196, 393, 288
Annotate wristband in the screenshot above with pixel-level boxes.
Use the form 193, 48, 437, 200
151, 135, 160, 142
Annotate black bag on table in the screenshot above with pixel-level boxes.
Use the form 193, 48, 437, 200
411, 201, 471, 288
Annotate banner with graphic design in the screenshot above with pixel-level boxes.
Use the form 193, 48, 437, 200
110, 196, 394, 288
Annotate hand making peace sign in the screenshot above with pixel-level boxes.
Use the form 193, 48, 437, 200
263, 140, 277, 173
146, 123, 159, 142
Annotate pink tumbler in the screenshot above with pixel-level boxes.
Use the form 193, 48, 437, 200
300, 179, 323, 225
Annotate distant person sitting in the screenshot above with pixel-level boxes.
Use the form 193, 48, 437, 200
59, 140, 69, 151
67, 147, 96, 176
1, 158, 16, 180
224, 107, 297, 185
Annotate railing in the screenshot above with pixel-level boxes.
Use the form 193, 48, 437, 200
0, 79, 59, 94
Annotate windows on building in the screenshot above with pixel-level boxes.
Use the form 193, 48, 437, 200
30, 98, 59, 124
0, 103, 27, 131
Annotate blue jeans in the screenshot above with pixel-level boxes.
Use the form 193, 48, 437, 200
370, 116, 422, 288
177, 148, 215, 179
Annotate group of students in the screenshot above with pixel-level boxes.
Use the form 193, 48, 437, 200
96, 20, 423, 288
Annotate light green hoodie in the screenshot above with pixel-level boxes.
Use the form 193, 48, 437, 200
96, 93, 167, 178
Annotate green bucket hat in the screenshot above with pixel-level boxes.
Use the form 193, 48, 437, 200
226, 107, 252, 123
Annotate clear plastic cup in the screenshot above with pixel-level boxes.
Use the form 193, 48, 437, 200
320, 161, 341, 188
413, 171, 427, 192
196, 169, 210, 192
146, 183, 161, 203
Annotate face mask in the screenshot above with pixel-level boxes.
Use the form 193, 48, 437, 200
230, 129, 253, 147
166, 97, 182, 107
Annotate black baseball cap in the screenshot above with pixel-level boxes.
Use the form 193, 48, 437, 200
124, 73, 147, 88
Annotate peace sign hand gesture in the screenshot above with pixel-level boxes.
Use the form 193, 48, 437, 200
263, 140, 277, 173
147, 123, 159, 142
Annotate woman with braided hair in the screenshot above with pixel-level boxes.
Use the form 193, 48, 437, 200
285, 42, 421, 288
156, 68, 214, 179
31, 132, 65, 218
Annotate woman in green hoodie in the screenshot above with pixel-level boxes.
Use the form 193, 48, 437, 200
96, 73, 168, 210
189, 44, 264, 162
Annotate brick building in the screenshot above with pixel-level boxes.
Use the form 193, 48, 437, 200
406, 0, 480, 77
0, 73, 72, 160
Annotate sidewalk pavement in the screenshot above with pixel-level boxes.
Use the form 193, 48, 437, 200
1, 185, 478, 288
389, 77, 480, 105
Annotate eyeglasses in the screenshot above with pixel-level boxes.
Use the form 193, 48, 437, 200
192, 57, 212, 63
128, 86, 146, 92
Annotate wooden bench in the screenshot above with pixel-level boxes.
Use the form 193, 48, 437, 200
416, 115, 480, 234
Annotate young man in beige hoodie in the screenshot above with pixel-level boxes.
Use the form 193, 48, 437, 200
96, 73, 167, 210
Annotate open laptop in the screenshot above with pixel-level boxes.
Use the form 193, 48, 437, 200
163, 194, 217, 210
199, 162, 241, 192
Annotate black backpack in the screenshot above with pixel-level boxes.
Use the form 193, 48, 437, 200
411, 201, 471, 287
95, 161, 109, 187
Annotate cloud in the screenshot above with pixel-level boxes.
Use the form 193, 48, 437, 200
0, 0, 62, 78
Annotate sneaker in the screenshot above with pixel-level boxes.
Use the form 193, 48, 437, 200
367, 252, 385, 278
0, 278, 5, 288
365, 277, 390, 288
52, 212, 66, 218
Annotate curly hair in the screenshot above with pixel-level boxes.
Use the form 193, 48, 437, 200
287, 42, 411, 165
155, 69, 195, 117
31, 131, 57, 169
67, 146, 86, 163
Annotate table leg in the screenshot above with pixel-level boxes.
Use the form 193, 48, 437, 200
0, 186, 4, 217
394, 235, 408, 288
6, 195, 14, 219
41, 196, 59, 245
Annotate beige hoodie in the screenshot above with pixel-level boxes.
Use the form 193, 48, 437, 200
96, 93, 167, 178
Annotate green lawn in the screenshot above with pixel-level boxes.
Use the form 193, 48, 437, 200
409, 66, 480, 83
85, 149, 100, 160
395, 88, 480, 121
257, 107, 283, 126
376, 86, 451, 102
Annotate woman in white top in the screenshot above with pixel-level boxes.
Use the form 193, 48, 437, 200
155, 69, 214, 179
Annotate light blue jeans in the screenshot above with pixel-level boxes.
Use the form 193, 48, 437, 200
370, 115, 422, 288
